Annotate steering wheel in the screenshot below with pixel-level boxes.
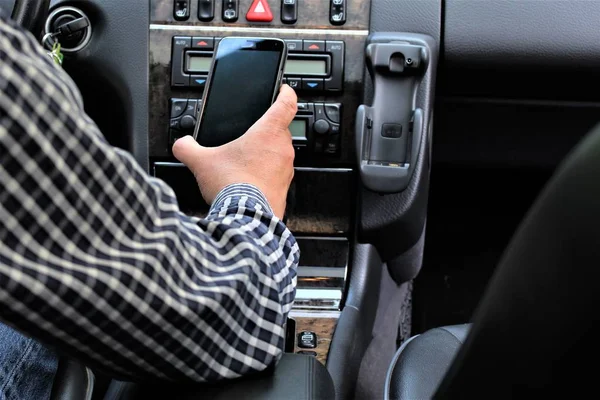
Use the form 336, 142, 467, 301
2, 0, 50, 36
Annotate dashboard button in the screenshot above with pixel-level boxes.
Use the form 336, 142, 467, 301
198, 0, 215, 21
184, 99, 198, 116
246, 0, 273, 22
325, 103, 341, 123
171, 36, 191, 87
173, 0, 190, 21
190, 75, 207, 89
325, 41, 344, 91
170, 118, 181, 130
313, 119, 331, 135
287, 77, 302, 90
281, 0, 297, 24
313, 103, 326, 119
314, 139, 324, 153
222, 0, 239, 22
192, 36, 214, 50
325, 134, 340, 154
330, 0, 346, 25
169, 130, 185, 147
180, 115, 197, 131
298, 331, 318, 348
303, 40, 325, 52
284, 39, 303, 52
170, 98, 188, 119
302, 78, 324, 91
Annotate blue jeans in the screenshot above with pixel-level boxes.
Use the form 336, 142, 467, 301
0, 323, 58, 400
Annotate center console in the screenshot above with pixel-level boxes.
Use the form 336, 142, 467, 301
150, 0, 370, 365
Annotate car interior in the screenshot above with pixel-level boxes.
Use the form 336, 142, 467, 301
2, 0, 600, 399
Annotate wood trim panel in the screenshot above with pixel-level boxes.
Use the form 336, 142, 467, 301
290, 312, 340, 365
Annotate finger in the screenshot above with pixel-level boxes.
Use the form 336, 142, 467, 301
172, 136, 209, 170
254, 84, 298, 128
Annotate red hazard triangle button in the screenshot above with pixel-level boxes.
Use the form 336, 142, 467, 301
246, 0, 273, 22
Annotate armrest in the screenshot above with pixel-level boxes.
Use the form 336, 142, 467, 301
104, 354, 335, 400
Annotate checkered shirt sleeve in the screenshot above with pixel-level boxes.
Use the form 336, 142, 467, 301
0, 16, 299, 382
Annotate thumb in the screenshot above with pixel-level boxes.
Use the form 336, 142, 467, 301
172, 135, 211, 171
251, 84, 298, 131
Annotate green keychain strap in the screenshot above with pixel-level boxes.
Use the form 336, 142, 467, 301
42, 33, 64, 67
50, 41, 64, 66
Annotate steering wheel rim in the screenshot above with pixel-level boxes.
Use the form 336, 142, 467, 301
10, 0, 50, 36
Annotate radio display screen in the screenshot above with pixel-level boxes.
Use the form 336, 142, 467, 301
289, 119, 307, 140
187, 55, 212, 72
285, 59, 327, 75
187, 55, 327, 76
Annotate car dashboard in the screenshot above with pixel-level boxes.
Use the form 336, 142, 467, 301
43, 0, 600, 397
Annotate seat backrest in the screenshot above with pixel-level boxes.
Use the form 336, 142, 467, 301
435, 124, 600, 398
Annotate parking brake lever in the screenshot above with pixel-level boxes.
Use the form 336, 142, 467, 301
356, 38, 429, 193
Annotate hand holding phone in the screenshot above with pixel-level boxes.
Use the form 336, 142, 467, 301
193, 37, 288, 147
173, 85, 297, 219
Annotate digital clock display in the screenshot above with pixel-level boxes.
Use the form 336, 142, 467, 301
187, 56, 212, 72
284, 59, 327, 75
289, 120, 307, 140
187, 55, 327, 76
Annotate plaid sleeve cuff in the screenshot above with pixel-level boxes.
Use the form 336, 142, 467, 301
208, 183, 274, 216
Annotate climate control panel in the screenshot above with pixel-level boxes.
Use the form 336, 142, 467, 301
171, 36, 345, 92
169, 98, 342, 156
169, 98, 201, 143
294, 102, 342, 155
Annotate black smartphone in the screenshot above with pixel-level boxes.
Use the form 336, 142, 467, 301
193, 37, 288, 147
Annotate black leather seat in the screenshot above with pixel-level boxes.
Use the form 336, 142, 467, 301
48, 344, 332, 400
386, 124, 600, 399
103, 354, 334, 400
50, 357, 94, 400
385, 325, 470, 400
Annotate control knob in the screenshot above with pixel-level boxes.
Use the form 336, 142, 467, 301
313, 119, 331, 135
180, 115, 197, 131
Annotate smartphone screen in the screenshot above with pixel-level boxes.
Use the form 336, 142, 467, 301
194, 37, 286, 147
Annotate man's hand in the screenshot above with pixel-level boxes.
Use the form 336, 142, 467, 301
172, 85, 298, 219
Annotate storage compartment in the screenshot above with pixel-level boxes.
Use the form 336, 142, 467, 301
296, 237, 348, 290
154, 163, 355, 235
286, 168, 355, 235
